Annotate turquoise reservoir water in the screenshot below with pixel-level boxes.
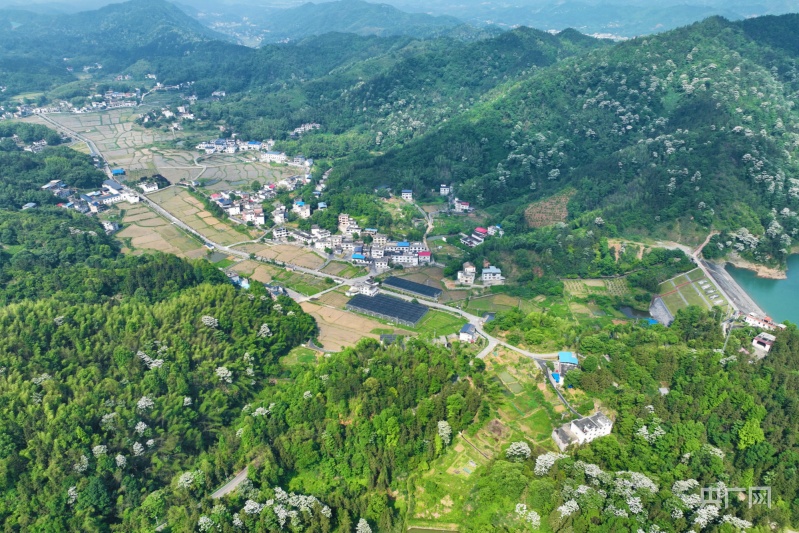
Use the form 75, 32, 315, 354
726, 255, 799, 324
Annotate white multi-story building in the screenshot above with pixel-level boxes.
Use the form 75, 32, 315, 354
262, 151, 287, 163
401, 189, 413, 201
440, 184, 451, 196
744, 313, 786, 331
482, 265, 505, 286
457, 262, 476, 284
552, 412, 613, 451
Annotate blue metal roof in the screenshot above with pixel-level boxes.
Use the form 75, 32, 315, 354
111, 168, 125, 175
558, 352, 579, 365
552, 372, 561, 382
352, 253, 365, 260
460, 323, 475, 334
397, 241, 409, 247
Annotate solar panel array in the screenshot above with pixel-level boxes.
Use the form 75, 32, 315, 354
346, 294, 428, 326
382, 276, 443, 299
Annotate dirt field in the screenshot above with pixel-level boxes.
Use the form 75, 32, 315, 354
114, 204, 204, 257
235, 243, 326, 270
524, 189, 575, 228
300, 302, 412, 351
149, 187, 257, 246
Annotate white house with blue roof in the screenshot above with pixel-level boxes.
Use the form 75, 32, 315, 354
459, 323, 477, 343
558, 351, 579, 374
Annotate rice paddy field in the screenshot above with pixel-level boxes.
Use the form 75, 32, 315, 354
148, 188, 256, 246
234, 243, 327, 270
111, 204, 205, 258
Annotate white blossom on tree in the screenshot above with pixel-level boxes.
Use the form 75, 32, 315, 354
721, 514, 753, 530
321, 505, 332, 518
133, 442, 145, 456
506, 441, 532, 462
67, 486, 78, 505
693, 505, 719, 528
437, 420, 452, 445
146, 439, 155, 448
303, 390, 313, 400
258, 324, 272, 337
216, 366, 233, 384
557, 499, 579, 518
115, 454, 126, 468
515, 503, 541, 528
232, 514, 243, 528
137, 396, 154, 411
100, 412, 117, 430
201, 315, 219, 328
92, 445, 107, 457
355, 518, 372, 533
135, 421, 149, 436
197, 516, 214, 532
183, 396, 192, 407
54, 316, 65, 326
73, 454, 89, 473
534, 452, 567, 475
243, 499, 265, 514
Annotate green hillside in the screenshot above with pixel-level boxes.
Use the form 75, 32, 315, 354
326, 15, 799, 267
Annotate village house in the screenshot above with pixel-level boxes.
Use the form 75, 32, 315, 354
552, 412, 614, 452
401, 190, 413, 201
272, 226, 289, 240
744, 312, 786, 331
140, 182, 159, 193
459, 323, 477, 343
262, 151, 287, 163
481, 265, 505, 286
752, 332, 776, 353
453, 198, 472, 213
375, 259, 390, 271
457, 262, 477, 284
440, 184, 451, 196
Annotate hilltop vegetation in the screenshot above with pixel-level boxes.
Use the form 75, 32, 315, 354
322, 15, 799, 267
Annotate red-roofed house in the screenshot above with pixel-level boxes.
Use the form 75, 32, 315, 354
474, 227, 488, 235
418, 251, 432, 262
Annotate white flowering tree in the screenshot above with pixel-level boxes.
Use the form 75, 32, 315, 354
355, 518, 372, 533
514, 503, 541, 529
137, 396, 154, 411
534, 452, 566, 475
437, 420, 452, 446
506, 441, 532, 462
216, 366, 233, 384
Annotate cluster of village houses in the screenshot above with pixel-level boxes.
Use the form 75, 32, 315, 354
272, 213, 433, 272
38, 177, 150, 233
456, 260, 505, 286
195, 137, 314, 170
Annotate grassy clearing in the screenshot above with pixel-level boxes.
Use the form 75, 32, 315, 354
412, 311, 466, 336
281, 346, 318, 366
524, 188, 575, 228
658, 267, 731, 316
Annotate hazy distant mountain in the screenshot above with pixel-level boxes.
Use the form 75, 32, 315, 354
184, 0, 463, 45
390, 0, 799, 38
0, 0, 230, 91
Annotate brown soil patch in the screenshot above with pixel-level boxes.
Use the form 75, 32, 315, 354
524, 189, 575, 228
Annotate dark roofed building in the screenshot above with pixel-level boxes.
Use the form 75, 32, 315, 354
382, 276, 443, 301
346, 293, 428, 327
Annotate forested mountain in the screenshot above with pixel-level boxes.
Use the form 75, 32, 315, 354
322, 14, 799, 267
176, 27, 607, 152
0, 0, 228, 91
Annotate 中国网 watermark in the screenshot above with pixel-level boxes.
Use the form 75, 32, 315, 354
701, 486, 771, 509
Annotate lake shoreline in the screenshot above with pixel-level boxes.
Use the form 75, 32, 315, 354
723, 254, 787, 280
